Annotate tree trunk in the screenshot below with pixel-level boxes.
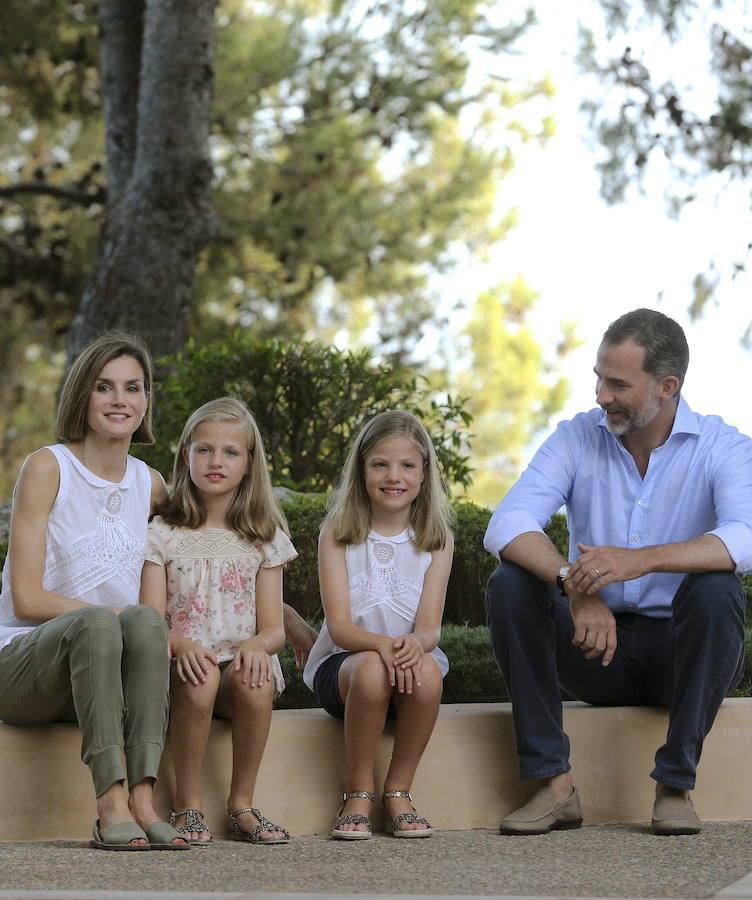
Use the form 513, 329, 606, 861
66, 0, 217, 370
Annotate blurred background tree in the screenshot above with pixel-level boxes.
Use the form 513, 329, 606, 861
0, 0, 566, 498
457, 277, 577, 506
578, 0, 751, 323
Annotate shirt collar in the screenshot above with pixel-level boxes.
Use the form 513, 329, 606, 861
597, 395, 700, 438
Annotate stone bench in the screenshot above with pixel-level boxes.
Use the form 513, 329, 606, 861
3, 699, 752, 840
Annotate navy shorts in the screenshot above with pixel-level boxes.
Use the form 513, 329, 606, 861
313, 651, 397, 721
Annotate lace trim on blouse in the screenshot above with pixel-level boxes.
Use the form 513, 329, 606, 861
349, 537, 422, 620
168, 528, 264, 560
44, 486, 144, 598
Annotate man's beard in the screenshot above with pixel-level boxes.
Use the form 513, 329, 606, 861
603, 391, 661, 436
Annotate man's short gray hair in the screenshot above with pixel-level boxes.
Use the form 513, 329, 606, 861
602, 308, 689, 393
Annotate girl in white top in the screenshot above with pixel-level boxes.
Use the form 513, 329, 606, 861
140, 397, 295, 846
303, 410, 454, 840
0, 333, 187, 851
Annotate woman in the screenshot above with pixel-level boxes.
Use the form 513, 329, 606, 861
0, 332, 187, 850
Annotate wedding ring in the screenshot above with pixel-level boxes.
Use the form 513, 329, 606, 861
591, 568, 601, 578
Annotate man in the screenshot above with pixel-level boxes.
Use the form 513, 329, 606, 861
484, 308, 752, 835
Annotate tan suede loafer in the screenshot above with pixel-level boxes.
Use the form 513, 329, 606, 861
651, 784, 701, 835
499, 786, 583, 835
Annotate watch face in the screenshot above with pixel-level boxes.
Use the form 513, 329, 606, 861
559, 566, 570, 580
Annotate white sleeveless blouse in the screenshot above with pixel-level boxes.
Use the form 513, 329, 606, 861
0, 445, 151, 650
303, 528, 449, 689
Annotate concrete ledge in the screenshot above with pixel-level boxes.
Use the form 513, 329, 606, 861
3, 699, 752, 840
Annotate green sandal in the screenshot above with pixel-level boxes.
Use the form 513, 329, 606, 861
90, 820, 150, 851
145, 820, 190, 850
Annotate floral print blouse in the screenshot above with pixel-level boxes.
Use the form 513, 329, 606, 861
146, 517, 297, 697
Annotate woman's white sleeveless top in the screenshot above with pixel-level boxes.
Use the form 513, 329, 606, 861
0, 445, 151, 650
303, 528, 449, 689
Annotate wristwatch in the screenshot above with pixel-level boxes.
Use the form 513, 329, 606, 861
556, 565, 571, 596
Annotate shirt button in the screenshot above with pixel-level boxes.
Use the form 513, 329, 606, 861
637, 500, 645, 507
632, 534, 641, 542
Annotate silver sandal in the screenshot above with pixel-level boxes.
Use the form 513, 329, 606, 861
331, 790, 375, 840
228, 807, 290, 844
169, 808, 213, 847
383, 790, 433, 838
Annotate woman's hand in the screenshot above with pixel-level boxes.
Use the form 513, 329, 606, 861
234, 638, 273, 688
283, 603, 318, 670
172, 637, 218, 685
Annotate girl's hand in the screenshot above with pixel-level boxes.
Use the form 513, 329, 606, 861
173, 639, 218, 685
392, 634, 424, 670
377, 638, 398, 688
234, 639, 273, 688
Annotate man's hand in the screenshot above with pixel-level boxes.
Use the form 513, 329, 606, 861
568, 543, 649, 595
283, 604, 318, 670
568, 590, 617, 666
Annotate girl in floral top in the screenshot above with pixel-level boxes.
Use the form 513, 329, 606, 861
140, 397, 295, 846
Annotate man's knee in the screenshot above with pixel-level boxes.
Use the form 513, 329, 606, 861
486, 561, 547, 625
676, 571, 745, 623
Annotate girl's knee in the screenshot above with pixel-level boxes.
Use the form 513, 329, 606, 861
348, 651, 391, 701
419, 654, 442, 689
172, 668, 220, 710
227, 668, 275, 707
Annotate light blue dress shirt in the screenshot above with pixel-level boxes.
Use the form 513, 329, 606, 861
484, 397, 752, 618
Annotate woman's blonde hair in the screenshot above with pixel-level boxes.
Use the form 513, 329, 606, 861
326, 410, 452, 551
56, 331, 155, 444
157, 397, 287, 542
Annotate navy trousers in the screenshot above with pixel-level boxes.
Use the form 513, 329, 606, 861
485, 562, 745, 789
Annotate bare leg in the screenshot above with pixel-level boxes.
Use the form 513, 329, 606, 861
383, 655, 442, 832
127, 780, 187, 846
336, 651, 391, 832
96, 783, 147, 846
224, 669, 285, 841
169, 666, 220, 843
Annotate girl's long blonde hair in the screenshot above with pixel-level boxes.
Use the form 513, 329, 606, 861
326, 410, 452, 551
156, 397, 287, 542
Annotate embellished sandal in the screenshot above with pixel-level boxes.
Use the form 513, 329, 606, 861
228, 807, 290, 845
331, 790, 375, 841
169, 808, 213, 847
383, 790, 434, 838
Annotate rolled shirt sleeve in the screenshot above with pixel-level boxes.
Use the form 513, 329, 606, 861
484, 417, 583, 559
705, 429, 752, 574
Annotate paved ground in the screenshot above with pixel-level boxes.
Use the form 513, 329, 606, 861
0, 824, 751, 899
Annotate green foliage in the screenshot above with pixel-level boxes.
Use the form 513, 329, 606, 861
456, 279, 578, 506
135, 333, 473, 493
440, 624, 508, 703
0, 0, 553, 492
578, 0, 752, 314
445, 501, 497, 624
280, 493, 328, 621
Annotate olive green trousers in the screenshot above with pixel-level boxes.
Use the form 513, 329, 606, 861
0, 605, 169, 797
